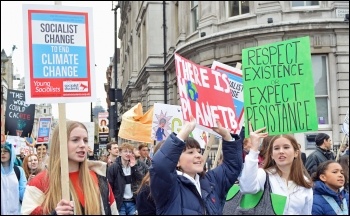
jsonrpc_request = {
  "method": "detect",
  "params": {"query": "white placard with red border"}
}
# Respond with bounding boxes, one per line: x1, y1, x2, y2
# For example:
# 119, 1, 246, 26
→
23, 4, 96, 104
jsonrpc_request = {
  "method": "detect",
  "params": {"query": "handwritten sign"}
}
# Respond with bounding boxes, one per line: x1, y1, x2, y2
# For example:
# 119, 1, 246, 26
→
5, 89, 35, 137
242, 36, 318, 136
175, 53, 237, 132
23, 4, 96, 104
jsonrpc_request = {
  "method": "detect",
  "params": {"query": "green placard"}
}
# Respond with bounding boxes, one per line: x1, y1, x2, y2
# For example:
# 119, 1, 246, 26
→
242, 36, 318, 136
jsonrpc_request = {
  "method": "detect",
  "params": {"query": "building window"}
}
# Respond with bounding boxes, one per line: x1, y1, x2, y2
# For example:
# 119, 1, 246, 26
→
291, 1, 319, 7
191, 1, 198, 31
44, 108, 46, 114
228, 1, 250, 17
312, 55, 329, 126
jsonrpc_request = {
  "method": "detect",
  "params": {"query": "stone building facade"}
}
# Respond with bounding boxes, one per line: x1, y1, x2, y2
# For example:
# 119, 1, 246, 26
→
113, 1, 349, 155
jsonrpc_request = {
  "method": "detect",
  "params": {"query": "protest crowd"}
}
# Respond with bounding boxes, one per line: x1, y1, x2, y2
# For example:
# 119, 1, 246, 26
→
1, 116, 349, 215
1, 35, 349, 216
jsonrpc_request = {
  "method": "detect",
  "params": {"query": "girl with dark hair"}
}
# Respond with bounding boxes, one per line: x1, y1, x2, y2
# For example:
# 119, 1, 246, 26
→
149, 116, 245, 214
312, 160, 349, 215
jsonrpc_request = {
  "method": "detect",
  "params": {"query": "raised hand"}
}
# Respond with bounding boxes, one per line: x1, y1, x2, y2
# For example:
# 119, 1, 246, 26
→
177, 115, 196, 141
129, 154, 136, 167
248, 121, 268, 151
211, 120, 232, 141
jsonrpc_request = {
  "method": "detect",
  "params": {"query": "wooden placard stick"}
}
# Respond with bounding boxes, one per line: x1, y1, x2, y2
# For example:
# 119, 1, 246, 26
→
58, 103, 69, 200
336, 135, 348, 161
212, 139, 222, 169
202, 134, 216, 165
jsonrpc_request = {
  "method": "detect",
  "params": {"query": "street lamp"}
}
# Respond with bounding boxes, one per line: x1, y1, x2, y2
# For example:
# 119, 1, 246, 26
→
112, 1, 120, 140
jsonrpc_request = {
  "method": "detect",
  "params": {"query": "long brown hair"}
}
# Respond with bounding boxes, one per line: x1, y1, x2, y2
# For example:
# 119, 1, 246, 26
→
42, 121, 101, 214
263, 134, 312, 189
259, 135, 274, 160
22, 154, 41, 179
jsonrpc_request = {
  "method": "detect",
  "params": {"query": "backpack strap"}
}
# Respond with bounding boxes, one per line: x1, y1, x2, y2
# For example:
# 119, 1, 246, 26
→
14, 165, 20, 181
322, 195, 348, 215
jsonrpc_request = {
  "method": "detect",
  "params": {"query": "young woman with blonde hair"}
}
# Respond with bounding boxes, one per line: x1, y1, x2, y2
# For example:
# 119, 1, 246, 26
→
21, 121, 118, 215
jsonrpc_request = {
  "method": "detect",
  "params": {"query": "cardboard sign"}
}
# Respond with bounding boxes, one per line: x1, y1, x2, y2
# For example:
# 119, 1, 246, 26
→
5, 89, 35, 138
242, 36, 318, 136
175, 53, 237, 132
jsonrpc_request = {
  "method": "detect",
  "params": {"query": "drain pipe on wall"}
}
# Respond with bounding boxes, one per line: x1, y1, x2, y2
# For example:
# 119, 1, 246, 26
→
163, 1, 167, 104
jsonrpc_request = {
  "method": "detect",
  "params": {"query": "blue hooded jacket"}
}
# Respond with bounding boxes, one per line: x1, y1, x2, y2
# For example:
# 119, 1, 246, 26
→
1, 142, 27, 215
312, 180, 349, 215
150, 133, 243, 215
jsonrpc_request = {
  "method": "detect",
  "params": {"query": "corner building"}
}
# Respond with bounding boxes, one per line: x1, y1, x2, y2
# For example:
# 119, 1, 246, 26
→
115, 1, 349, 155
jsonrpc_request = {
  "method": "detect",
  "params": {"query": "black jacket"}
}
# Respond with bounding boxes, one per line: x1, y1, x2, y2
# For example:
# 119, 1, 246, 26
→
107, 156, 148, 210
136, 184, 156, 215
305, 147, 334, 176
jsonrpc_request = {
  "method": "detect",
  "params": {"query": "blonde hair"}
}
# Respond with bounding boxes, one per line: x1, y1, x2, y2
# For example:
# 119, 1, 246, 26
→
42, 121, 101, 214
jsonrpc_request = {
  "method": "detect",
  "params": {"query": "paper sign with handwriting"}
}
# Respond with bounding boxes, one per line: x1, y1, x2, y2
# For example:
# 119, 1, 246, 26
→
242, 36, 318, 136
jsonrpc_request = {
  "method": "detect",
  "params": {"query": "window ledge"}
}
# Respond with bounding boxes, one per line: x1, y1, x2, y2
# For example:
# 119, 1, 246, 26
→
227, 13, 257, 22
284, 7, 330, 13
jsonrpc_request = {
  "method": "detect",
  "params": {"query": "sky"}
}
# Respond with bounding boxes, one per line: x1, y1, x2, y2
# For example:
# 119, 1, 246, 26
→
1, 1, 120, 122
